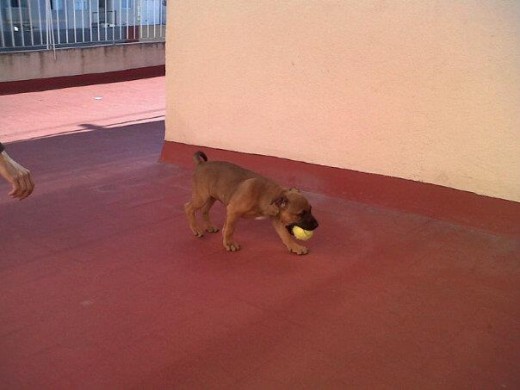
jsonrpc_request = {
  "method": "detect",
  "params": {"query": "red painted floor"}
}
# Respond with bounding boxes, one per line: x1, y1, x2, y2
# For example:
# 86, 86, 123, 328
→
1, 78, 519, 389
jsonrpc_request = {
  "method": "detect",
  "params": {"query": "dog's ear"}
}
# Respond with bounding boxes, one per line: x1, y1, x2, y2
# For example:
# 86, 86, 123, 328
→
272, 195, 288, 209
288, 188, 301, 193
265, 195, 288, 216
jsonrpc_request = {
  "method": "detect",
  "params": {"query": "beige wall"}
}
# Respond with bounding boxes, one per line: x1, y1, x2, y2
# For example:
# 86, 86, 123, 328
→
165, 1, 520, 202
1, 42, 165, 82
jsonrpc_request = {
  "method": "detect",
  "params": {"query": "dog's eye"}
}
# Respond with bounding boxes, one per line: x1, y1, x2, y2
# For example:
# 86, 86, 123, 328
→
298, 207, 312, 217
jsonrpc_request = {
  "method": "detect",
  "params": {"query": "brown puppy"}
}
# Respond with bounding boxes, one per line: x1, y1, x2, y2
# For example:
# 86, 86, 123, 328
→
185, 151, 319, 255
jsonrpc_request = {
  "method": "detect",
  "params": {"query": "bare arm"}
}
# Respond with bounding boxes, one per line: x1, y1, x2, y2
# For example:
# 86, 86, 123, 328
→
0, 143, 35, 200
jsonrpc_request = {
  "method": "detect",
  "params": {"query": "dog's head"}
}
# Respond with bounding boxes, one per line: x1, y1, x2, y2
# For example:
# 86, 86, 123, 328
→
271, 189, 319, 235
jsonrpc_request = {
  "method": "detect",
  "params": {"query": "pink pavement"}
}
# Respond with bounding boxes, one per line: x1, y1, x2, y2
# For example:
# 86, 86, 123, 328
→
0, 77, 519, 389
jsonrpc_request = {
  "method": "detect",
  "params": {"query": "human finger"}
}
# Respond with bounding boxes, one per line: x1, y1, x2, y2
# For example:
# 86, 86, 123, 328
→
9, 175, 24, 199
18, 171, 34, 200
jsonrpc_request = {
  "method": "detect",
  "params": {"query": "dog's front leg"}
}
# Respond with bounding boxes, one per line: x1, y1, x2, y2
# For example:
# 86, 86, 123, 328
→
222, 208, 241, 252
272, 220, 309, 255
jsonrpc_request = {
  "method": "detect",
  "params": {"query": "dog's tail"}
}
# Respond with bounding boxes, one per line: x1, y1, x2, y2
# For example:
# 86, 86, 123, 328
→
193, 151, 208, 165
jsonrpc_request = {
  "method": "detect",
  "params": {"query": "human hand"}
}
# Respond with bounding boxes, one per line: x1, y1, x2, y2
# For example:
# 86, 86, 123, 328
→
0, 151, 35, 200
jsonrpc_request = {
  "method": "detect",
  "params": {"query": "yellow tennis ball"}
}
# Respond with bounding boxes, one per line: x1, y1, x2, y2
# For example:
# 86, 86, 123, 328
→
292, 226, 314, 241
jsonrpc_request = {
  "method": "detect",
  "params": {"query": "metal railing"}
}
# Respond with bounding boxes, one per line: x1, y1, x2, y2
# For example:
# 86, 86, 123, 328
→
0, 0, 166, 52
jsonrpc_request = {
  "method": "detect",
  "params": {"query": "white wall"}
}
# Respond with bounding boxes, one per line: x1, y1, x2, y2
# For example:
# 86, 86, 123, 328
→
165, 1, 520, 202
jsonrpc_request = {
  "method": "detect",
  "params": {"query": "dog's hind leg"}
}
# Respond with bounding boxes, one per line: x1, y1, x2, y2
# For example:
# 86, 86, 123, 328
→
184, 195, 209, 238
201, 197, 219, 233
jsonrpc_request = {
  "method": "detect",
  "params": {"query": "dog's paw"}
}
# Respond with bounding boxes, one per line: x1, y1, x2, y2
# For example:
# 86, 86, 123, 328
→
224, 241, 241, 252
289, 244, 309, 255
191, 227, 205, 238
205, 226, 220, 233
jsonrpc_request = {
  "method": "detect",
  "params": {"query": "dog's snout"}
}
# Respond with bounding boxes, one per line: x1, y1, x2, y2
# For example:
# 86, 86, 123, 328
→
299, 215, 318, 231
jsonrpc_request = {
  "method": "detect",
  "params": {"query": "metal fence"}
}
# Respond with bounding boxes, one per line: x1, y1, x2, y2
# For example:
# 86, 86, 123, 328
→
0, 0, 166, 52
